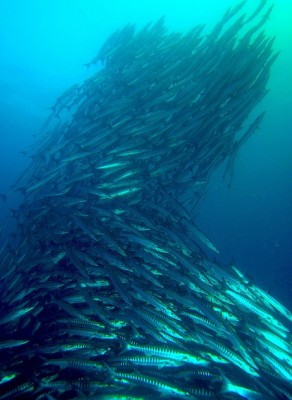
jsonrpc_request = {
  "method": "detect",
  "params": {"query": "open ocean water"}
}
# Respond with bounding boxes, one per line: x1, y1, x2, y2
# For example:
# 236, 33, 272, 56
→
1, 0, 291, 307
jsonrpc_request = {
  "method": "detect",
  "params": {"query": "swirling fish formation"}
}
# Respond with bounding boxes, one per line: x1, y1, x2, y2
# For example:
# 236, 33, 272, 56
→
1, 1, 291, 399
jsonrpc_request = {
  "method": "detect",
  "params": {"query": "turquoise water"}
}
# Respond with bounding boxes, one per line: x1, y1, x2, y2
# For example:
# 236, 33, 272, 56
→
0, 0, 291, 308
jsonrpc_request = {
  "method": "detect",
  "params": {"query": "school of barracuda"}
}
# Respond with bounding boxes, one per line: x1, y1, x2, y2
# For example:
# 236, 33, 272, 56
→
0, 0, 291, 399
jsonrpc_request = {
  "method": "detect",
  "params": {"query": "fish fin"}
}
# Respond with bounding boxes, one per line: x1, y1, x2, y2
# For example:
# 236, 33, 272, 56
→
103, 362, 116, 382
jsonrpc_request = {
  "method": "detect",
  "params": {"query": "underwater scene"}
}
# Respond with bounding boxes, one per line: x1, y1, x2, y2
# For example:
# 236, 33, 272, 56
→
0, 0, 292, 398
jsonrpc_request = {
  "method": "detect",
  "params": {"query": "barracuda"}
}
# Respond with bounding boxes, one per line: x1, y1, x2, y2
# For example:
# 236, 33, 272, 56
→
262, 353, 292, 381
96, 162, 127, 170
111, 355, 183, 368
100, 187, 141, 199
131, 283, 180, 320
0, 340, 29, 350
256, 329, 291, 353
257, 337, 292, 366
0, 373, 17, 385
0, 382, 34, 399
125, 342, 209, 366
252, 286, 292, 322
203, 336, 259, 377
113, 371, 192, 398
0, 306, 35, 326
225, 289, 276, 321
45, 358, 105, 372
221, 376, 264, 399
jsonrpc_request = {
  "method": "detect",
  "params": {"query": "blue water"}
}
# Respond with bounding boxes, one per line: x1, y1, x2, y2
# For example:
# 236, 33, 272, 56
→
1, 0, 291, 309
